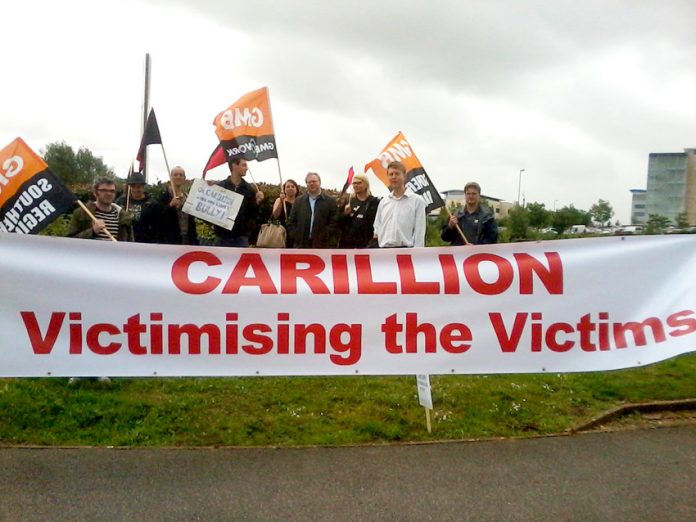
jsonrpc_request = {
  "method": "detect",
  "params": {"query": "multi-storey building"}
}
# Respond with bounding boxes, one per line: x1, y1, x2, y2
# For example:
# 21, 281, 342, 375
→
643, 148, 696, 225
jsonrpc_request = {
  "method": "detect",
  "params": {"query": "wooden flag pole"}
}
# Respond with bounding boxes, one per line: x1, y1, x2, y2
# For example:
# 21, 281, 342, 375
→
125, 160, 134, 211
445, 206, 471, 245
425, 407, 432, 433
76, 200, 117, 242
160, 144, 178, 199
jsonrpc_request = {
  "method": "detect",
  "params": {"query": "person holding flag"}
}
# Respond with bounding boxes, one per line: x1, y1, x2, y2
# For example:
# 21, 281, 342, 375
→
441, 181, 498, 245
115, 171, 160, 243
67, 177, 133, 241
159, 166, 199, 245
339, 173, 380, 249
372, 161, 426, 248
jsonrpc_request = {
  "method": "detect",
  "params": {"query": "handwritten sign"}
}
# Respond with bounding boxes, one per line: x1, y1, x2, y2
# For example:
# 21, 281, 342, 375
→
183, 179, 244, 230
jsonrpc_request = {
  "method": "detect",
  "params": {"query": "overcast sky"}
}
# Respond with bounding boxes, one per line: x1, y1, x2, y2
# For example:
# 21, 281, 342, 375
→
4, 0, 696, 223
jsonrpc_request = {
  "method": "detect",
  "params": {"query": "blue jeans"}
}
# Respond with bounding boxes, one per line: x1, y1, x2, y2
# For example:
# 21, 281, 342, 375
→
216, 236, 250, 247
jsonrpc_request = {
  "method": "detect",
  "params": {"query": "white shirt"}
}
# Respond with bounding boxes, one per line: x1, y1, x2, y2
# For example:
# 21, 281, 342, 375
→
373, 189, 426, 247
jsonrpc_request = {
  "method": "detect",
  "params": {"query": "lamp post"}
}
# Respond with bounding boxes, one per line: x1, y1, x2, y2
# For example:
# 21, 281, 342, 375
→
517, 169, 525, 206
554, 199, 558, 212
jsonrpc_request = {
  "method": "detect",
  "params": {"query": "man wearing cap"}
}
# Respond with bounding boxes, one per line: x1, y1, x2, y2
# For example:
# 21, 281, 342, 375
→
67, 177, 133, 241
116, 171, 161, 243
441, 181, 498, 245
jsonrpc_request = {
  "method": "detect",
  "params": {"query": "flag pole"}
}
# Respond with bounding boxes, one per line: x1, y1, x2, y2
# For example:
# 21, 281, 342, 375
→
125, 160, 134, 212
159, 143, 178, 198
265, 86, 284, 189
76, 200, 117, 242
142, 53, 151, 181
445, 206, 470, 245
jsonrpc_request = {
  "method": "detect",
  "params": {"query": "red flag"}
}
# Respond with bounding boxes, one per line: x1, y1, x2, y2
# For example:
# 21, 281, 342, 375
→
341, 166, 355, 194
136, 108, 163, 171
202, 143, 226, 178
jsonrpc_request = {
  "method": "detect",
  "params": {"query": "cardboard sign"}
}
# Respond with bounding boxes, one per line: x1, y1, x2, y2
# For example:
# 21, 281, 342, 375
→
183, 178, 244, 230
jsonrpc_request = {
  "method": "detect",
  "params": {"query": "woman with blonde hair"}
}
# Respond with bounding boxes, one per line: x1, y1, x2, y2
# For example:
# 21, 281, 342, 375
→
339, 173, 380, 248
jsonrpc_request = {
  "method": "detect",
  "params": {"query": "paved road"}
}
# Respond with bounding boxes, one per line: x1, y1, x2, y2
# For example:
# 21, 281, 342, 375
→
1, 425, 694, 521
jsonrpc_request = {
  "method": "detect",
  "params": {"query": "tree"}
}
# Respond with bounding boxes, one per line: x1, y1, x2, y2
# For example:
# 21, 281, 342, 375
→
552, 205, 590, 234
645, 214, 671, 235
589, 199, 614, 228
507, 206, 530, 241
41, 141, 115, 188
675, 212, 690, 228
526, 202, 551, 229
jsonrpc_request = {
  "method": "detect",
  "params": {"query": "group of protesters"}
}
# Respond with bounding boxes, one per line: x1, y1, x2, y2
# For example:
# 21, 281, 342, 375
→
67, 157, 498, 248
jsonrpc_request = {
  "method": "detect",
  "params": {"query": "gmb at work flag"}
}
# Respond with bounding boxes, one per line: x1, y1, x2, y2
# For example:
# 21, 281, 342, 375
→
365, 131, 444, 214
212, 86, 279, 163
0, 138, 75, 235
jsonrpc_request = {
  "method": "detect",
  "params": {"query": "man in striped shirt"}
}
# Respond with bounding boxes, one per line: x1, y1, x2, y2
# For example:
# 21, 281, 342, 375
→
67, 177, 134, 241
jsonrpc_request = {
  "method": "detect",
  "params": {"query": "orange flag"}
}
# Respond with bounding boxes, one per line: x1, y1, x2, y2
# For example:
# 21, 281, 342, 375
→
365, 131, 444, 213
213, 87, 278, 163
0, 138, 75, 234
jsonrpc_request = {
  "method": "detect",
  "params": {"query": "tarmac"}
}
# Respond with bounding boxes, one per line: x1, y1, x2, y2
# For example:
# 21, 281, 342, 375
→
0, 425, 694, 521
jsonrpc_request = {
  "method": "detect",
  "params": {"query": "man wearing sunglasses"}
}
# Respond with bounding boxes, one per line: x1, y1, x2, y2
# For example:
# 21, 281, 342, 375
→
67, 177, 134, 241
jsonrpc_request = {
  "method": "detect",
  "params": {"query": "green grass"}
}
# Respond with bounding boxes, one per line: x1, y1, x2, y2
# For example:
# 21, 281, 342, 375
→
0, 354, 694, 447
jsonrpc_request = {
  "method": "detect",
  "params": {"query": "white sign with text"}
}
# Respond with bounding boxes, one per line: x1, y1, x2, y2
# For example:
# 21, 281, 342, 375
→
183, 179, 244, 230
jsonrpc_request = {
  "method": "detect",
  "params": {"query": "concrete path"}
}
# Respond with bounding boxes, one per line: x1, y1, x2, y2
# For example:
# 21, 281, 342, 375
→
1, 425, 694, 521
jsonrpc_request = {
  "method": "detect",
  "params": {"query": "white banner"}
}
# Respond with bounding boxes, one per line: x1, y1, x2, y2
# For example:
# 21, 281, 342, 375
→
1, 233, 695, 377
182, 179, 244, 230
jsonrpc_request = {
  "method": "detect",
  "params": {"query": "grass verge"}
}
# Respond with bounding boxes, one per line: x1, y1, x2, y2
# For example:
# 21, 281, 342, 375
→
0, 354, 694, 447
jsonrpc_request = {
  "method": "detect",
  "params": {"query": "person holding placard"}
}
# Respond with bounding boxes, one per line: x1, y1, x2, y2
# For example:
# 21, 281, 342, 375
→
214, 158, 264, 247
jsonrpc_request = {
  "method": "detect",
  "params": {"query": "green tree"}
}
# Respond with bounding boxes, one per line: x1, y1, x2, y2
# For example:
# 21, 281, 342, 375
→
675, 212, 690, 228
508, 206, 530, 241
645, 214, 671, 235
526, 202, 551, 229
41, 141, 115, 188
589, 199, 614, 228
552, 205, 590, 234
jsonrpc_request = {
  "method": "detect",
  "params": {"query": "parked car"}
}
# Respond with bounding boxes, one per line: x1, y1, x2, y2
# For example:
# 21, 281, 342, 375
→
615, 225, 643, 235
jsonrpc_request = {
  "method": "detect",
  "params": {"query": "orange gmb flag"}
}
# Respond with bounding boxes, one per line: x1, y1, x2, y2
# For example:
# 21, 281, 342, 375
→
0, 137, 75, 234
365, 131, 444, 213
212, 86, 278, 162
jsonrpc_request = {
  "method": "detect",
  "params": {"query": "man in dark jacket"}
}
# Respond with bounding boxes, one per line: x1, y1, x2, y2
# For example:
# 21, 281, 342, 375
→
68, 177, 133, 242
441, 181, 498, 245
115, 172, 160, 243
213, 158, 264, 247
159, 166, 198, 245
287, 172, 339, 248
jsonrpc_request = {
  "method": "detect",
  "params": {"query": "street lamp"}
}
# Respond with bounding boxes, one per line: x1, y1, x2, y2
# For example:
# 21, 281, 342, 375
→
517, 169, 525, 206
554, 200, 558, 212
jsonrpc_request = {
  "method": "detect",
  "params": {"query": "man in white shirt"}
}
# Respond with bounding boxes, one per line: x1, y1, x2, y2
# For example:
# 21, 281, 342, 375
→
373, 161, 426, 248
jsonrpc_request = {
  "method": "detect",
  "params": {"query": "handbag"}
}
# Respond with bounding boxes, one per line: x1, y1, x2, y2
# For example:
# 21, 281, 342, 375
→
256, 221, 286, 248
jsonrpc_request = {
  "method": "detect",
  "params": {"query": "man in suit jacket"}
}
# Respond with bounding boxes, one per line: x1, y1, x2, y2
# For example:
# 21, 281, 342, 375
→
287, 172, 339, 248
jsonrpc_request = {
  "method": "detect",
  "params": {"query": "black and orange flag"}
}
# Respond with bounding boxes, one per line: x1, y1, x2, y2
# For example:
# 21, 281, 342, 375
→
212, 87, 278, 163
364, 131, 444, 213
136, 108, 163, 172
0, 138, 75, 234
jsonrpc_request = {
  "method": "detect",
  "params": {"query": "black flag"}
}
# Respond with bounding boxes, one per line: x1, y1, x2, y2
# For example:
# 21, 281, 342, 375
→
136, 108, 162, 172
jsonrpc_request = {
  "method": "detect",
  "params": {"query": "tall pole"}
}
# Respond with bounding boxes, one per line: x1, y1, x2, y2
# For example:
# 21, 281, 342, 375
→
142, 53, 151, 180
517, 168, 525, 206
